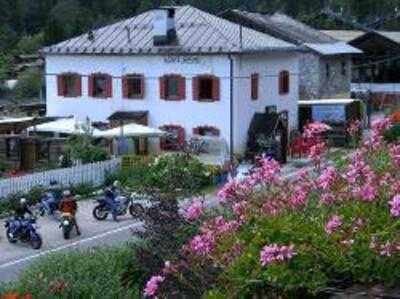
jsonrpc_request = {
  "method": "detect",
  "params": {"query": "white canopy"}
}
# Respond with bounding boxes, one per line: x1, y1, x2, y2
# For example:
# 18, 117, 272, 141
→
93, 123, 165, 138
28, 118, 101, 135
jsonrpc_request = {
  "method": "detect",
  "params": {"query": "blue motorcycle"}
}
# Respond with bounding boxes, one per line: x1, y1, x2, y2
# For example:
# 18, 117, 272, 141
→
39, 191, 62, 216
5, 217, 43, 249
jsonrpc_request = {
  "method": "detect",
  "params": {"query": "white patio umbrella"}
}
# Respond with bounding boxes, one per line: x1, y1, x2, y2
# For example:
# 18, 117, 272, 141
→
93, 123, 165, 138
28, 118, 101, 135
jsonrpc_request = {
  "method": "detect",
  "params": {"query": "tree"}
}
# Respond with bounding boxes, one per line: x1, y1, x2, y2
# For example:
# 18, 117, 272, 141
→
12, 68, 42, 101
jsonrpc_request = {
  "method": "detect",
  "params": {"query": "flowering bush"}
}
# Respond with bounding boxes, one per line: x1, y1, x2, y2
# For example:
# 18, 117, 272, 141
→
143, 118, 400, 298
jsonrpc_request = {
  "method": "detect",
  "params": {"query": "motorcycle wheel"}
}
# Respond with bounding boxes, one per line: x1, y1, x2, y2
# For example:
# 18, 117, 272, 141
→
6, 228, 17, 243
129, 203, 145, 218
93, 206, 108, 220
63, 227, 71, 240
30, 233, 42, 250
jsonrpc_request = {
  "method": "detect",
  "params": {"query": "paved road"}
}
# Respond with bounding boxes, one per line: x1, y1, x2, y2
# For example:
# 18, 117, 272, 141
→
0, 161, 312, 284
0, 200, 143, 283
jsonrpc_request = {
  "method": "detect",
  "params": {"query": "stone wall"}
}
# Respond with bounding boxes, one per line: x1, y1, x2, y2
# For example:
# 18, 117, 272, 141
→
299, 53, 352, 100
319, 55, 352, 99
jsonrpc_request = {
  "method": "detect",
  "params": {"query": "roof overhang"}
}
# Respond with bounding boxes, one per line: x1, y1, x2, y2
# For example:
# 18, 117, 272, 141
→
304, 42, 362, 55
299, 99, 360, 105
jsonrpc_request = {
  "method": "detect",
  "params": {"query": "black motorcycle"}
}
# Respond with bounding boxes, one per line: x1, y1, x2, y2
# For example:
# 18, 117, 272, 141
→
59, 213, 74, 239
5, 217, 42, 250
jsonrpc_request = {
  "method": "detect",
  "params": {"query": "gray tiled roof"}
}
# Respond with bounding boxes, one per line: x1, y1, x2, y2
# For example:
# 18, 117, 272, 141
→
42, 6, 298, 55
221, 10, 361, 55
222, 10, 337, 45
320, 30, 366, 43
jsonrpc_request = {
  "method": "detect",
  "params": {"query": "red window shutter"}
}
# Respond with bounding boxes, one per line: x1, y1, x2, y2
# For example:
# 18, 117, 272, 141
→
75, 74, 82, 97
57, 75, 64, 96
140, 75, 145, 98
88, 75, 94, 97
178, 76, 186, 100
122, 76, 129, 98
212, 76, 220, 101
192, 76, 199, 101
251, 73, 259, 100
159, 76, 166, 99
159, 127, 167, 150
279, 71, 289, 95
106, 75, 112, 98
177, 127, 185, 145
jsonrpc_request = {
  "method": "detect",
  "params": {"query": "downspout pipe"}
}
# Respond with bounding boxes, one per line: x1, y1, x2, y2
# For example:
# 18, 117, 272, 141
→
228, 54, 234, 164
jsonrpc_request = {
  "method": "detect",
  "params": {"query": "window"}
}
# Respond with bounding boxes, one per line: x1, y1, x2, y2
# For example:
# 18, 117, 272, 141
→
160, 75, 185, 100
57, 73, 81, 97
192, 75, 220, 101
326, 63, 331, 79
122, 74, 144, 99
159, 125, 185, 150
341, 61, 347, 76
89, 74, 112, 98
251, 73, 259, 100
193, 126, 220, 136
279, 70, 289, 95
6, 137, 20, 160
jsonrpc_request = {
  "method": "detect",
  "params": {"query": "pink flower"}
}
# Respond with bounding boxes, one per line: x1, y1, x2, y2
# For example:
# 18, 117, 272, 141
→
303, 122, 331, 138
309, 142, 326, 166
184, 199, 204, 221
189, 232, 215, 256
317, 166, 338, 190
325, 215, 342, 234
389, 195, 400, 217
359, 185, 377, 202
289, 186, 308, 208
144, 275, 164, 297
260, 244, 296, 266
320, 193, 336, 206
347, 119, 361, 135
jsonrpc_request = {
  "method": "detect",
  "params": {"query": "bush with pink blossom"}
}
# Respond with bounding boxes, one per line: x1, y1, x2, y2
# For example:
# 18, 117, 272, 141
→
143, 118, 400, 298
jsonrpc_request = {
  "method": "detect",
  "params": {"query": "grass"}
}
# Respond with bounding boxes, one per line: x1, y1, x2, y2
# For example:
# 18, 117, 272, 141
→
0, 244, 139, 299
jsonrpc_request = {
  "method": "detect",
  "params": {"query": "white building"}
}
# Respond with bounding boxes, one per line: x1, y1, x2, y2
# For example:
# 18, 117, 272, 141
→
43, 5, 301, 156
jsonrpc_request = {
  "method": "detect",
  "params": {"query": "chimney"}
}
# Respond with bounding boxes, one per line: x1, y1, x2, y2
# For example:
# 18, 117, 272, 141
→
153, 8, 176, 46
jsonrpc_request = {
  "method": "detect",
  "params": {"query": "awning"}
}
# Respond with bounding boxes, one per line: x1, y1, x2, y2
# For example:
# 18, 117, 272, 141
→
0, 116, 60, 133
28, 118, 101, 135
299, 99, 360, 105
304, 42, 362, 55
93, 123, 165, 138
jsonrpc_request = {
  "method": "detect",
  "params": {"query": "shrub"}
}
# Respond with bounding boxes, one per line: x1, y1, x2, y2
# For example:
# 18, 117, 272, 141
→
144, 118, 400, 298
69, 182, 96, 198
384, 123, 400, 143
12, 68, 42, 100
0, 245, 138, 299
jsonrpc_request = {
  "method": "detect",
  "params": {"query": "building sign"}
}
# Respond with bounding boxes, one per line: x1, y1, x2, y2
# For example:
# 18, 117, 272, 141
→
312, 105, 346, 123
164, 55, 201, 64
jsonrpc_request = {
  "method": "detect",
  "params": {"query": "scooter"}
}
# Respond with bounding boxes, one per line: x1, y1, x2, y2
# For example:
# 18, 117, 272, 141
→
5, 217, 42, 250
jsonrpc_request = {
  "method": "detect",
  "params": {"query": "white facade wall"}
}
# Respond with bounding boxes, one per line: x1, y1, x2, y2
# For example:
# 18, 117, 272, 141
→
46, 52, 299, 155
232, 53, 299, 153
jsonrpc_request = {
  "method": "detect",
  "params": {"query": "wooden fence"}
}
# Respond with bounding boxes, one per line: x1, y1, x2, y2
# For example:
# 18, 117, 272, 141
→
0, 158, 121, 199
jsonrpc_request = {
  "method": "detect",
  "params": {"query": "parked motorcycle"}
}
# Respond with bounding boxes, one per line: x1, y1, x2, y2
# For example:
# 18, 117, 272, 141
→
92, 191, 146, 221
39, 191, 62, 217
5, 217, 42, 249
59, 213, 74, 239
